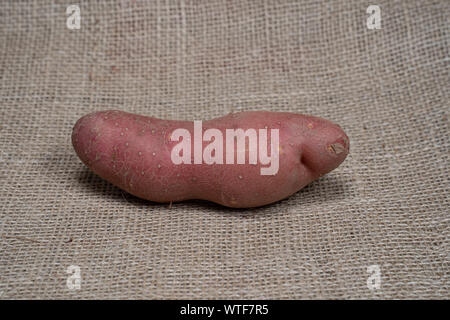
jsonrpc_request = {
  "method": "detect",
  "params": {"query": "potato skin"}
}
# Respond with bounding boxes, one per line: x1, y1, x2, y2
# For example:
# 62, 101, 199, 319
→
72, 110, 349, 208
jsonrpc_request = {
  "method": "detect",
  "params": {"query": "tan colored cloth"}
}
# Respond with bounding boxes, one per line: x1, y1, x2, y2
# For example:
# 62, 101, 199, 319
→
0, 0, 448, 299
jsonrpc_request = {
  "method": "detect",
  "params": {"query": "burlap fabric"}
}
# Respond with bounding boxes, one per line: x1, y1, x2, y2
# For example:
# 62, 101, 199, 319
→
0, 0, 448, 299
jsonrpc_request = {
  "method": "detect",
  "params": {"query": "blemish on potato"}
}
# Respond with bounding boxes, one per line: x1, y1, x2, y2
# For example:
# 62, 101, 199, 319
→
307, 123, 314, 129
328, 143, 345, 155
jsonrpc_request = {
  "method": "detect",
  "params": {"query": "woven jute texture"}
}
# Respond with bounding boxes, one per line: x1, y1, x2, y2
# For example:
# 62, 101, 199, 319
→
0, 0, 448, 299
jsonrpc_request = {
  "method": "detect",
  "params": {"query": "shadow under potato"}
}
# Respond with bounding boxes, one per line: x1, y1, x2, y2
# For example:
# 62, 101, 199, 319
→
75, 166, 350, 215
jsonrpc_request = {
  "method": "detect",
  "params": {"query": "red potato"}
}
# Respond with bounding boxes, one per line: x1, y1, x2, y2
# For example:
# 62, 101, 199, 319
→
72, 110, 349, 208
